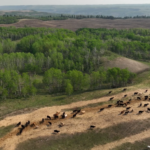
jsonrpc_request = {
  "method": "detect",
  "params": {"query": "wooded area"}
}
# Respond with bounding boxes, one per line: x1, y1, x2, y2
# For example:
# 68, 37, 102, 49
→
3, 27, 150, 99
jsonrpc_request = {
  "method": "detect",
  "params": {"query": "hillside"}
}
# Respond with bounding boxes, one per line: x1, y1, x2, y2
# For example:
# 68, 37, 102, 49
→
1, 18, 150, 31
1, 5, 150, 17
104, 57, 150, 73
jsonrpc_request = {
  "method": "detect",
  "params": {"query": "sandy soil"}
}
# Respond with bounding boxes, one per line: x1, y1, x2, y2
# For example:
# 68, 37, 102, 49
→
104, 57, 150, 73
1, 18, 150, 31
0, 88, 150, 150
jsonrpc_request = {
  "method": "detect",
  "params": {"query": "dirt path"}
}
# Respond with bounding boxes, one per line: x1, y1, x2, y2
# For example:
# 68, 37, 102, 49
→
92, 129, 150, 150
0, 88, 149, 150
0, 88, 144, 127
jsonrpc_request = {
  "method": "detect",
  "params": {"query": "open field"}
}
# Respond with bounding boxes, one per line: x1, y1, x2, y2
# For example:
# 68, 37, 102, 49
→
1, 18, 150, 31
0, 86, 150, 150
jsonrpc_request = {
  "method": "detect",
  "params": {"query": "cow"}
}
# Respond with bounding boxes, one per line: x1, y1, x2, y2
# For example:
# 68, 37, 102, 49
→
109, 97, 114, 101
99, 108, 105, 112
61, 112, 67, 119
40, 118, 44, 124
54, 130, 60, 133
90, 125, 96, 129
137, 97, 141, 100
108, 91, 112, 94
119, 110, 125, 115
123, 88, 127, 92
15, 122, 21, 127
144, 96, 149, 100
138, 103, 142, 107
145, 90, 148, 93
144, 103, 149, 107
134, 92, 138, 95
108, 105, 112, 108
138, 111, 144, 114
124, 94, 127, 98
48, 122, 52, 125
124, 111, 129, 115
47, 115, 51, 120
126, 107, 131, 110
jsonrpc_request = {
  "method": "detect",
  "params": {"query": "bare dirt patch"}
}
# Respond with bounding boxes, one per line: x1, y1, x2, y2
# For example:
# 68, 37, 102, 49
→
104, 57, 150, 73
1, 18, 150, 31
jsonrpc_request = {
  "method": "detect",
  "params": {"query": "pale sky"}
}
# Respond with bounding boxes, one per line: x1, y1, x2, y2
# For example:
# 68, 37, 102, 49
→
1, 0, 150, 5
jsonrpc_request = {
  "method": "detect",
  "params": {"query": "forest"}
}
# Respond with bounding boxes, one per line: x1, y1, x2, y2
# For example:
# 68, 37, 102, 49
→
2, 27, 150, 99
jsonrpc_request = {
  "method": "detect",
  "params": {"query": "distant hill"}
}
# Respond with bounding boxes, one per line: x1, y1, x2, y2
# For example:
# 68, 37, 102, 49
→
0, 5, 150, 17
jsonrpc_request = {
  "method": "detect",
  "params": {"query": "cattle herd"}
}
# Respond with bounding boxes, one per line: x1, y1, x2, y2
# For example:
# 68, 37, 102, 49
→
15, 88, 150, 136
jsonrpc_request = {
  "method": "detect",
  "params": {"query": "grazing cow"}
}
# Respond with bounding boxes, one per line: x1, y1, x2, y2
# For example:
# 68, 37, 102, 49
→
19, 128, 24, 135
137, 97, 141, 100
72, 113, 77, 118
40, 118, 45, 124
123, 88, 127, 92
72, 109, 78, 113
25, 122, 29, 127
124, 94, 127, 98
129, 99, 132, 102
138, 111, 144, 114
120, 110, 125, 115
15, 122, 21, 127
54, 130, 60, 133
134, 92, 138, 95
126, 101, 130, 105
61, 112, 67, 119
108, 91, 112, 94
27, 120, 30, 125
126, 107, 131, 110
109, 97, 114, 101
130, 109, 133, 113
48, 122, 52, 125
21, 125, 25, 129
145, 90, 148, 93
47, 115, 51, 120
90, 125, 96, 129
124, 111, 129, 115
100, 108, 105, 112
108, 105, 112, 108
77, 109, 81, 114
138, 103, 142, 107
59, 122, 64, 127
144, 96, 149, 100
144, 103, 149, 107
54, 112, 60, 119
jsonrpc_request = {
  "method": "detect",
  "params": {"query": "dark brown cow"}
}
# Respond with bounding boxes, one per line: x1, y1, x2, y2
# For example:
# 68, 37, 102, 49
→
109, 97, 114, 101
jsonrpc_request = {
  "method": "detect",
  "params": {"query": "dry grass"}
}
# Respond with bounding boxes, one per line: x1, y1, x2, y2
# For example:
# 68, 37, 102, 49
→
1, 18, 150, 31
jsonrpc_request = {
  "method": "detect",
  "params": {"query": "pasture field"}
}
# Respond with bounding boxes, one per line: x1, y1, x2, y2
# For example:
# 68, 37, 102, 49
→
1, 18, 150, 31
0, 70, 150, 150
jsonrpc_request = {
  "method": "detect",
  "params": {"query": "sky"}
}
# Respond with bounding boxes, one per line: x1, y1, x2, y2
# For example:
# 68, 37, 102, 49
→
1, 0, 150, 5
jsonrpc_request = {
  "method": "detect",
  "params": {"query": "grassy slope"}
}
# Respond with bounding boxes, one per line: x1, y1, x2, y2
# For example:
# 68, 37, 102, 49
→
111, 139, 150, 150
15, 118, 150, 150
0, 125, 14, 138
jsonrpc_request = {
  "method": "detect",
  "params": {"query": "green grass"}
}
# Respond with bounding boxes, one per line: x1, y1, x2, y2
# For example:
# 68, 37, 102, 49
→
0, 124, 14, 138
111, 139, 150, 150
15, 118, 150, 150
0, 87, 128, 119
